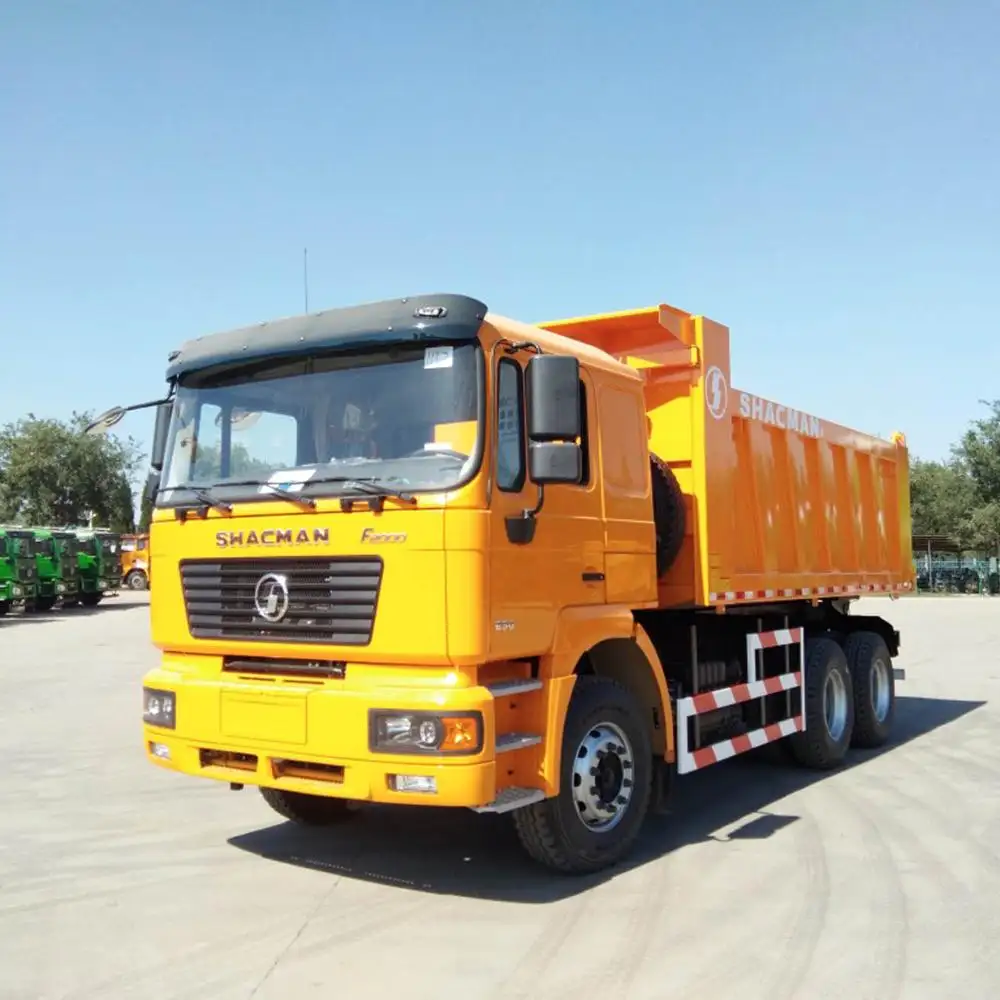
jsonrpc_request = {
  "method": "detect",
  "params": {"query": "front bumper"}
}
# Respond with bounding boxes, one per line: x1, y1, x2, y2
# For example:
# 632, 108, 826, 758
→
141, 660, 502, 808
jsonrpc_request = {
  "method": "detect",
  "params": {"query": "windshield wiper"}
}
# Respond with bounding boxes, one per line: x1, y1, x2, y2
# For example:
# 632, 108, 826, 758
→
171, 485, 233, 516
309, 476, 417, 510
210, 479, 316, 510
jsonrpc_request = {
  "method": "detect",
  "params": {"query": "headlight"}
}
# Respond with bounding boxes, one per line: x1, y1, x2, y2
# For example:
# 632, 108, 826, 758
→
143, 687, 176, 729
13, 586, 22, 597
369, 710, 482, 755
98, 580, 107, 591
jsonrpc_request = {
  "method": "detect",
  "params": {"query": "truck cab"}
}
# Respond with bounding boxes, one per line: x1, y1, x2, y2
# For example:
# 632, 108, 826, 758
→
73, 529, 123, 605
30, 529, 65, 611
0, 528, 38, 610
0, 530, 31, 613
121, 533, 151, 590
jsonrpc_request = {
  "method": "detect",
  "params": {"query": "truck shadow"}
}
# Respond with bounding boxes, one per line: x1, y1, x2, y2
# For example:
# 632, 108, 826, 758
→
227, 694, 985, 903
0, 599, 148, 625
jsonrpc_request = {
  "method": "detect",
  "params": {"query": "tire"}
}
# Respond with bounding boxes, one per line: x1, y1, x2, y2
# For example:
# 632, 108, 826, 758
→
80, 592, 102, 608
126, 570, 148, 591
650, 454, 686, 577
788, 636, 855, 769
843, 631, 895, 748
35, 596, 56, 612
259, 786, 359, 825
0, 601, 9, 616
511, 676, 653, 874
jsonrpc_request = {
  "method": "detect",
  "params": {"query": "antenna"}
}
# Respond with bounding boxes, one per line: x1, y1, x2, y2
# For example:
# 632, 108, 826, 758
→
303, 247, 309, 313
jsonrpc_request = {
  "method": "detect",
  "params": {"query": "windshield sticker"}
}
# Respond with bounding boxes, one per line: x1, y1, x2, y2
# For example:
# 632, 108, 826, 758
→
258, 468, 316, 495
424, 345, 454, 370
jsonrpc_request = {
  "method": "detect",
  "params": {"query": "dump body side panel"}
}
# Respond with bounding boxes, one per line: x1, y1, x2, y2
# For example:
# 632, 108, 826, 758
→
538, 304, 916, 608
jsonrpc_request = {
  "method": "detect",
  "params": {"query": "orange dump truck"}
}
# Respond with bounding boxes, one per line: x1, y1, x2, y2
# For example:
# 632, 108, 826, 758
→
121, 533, 150, 590
87, 293, 914, 874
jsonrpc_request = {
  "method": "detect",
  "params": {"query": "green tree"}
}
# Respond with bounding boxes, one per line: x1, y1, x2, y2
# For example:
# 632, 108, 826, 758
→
0, 411, 144, 531
951, 399, 1000, 554
908, 457, 976, 544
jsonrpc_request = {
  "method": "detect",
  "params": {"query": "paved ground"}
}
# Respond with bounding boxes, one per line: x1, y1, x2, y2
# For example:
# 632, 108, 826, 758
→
1, 593, 998, 1000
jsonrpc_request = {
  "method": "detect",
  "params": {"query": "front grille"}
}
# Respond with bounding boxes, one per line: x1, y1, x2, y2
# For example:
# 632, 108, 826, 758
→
180, 557, 383, 645
18, 559, 35, 581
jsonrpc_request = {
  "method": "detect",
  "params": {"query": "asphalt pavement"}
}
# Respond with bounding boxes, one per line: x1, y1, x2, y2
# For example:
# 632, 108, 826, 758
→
1, 592, 997, 999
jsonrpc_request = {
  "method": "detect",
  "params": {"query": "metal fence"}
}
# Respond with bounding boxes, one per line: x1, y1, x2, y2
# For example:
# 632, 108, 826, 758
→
912, 534, 999, 594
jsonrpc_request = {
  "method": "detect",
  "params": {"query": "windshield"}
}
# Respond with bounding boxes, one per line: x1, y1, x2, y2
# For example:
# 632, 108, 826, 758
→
10, 534, 33, 557
160, 342, 482, 501
37, 538, 54, 556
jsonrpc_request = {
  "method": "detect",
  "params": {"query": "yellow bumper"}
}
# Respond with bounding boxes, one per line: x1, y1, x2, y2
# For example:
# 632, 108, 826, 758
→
141, 658, 501, 808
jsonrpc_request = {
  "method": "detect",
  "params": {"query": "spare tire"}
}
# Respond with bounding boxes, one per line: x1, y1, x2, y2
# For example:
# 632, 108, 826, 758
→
650, 454, 686, 577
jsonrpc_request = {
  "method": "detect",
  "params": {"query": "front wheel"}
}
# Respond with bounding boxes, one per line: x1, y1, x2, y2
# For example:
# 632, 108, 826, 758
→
259, 787, 360, 825
126, 570, 148, 591
512, 676, 652, 874
80, 592, 102, 608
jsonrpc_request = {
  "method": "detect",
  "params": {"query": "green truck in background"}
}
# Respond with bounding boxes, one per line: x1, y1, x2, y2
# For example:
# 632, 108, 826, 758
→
28, 528, 83, 610
0, 528, 38, 614
72, 528, 123, 606
31, 529, 64, 611
51, 530, 82, 604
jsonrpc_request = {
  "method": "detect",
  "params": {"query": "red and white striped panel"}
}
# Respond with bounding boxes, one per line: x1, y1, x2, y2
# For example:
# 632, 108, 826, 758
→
746, 626, 804, 683
707, 580, 913, 603
675, 626, 806, 776
748, 626, 803, 653
685, 671, 802, 715
684, 716, 804, 772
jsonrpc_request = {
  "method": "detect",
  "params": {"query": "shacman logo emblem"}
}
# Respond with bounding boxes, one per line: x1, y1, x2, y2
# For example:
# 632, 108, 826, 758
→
705, 366, 728, 421
253, 573, 290, 623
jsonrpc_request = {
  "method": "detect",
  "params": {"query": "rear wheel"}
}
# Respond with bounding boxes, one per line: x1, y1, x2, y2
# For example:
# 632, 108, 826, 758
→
788, 636, 855, 769
259, 787, 360, 825
843, 631, 895, 748
512, 676, 652, 874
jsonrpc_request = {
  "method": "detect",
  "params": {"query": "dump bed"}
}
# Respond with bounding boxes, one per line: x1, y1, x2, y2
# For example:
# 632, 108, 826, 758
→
539, 303, 915, 609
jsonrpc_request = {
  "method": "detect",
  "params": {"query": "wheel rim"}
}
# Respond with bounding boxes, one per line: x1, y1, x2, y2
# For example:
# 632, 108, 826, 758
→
870, 657, 891, 722
823, 669, 849, 742
570, 721, 635, 833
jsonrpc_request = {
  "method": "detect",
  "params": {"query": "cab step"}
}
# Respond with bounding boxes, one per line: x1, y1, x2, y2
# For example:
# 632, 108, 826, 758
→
472, 786, 546, 814
486, 678, 543, 697
496, 732, 542, 753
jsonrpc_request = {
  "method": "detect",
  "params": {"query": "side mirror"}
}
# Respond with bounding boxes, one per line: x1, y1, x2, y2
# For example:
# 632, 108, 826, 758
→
84, 406, 127, 436
143, 468, 161, 508
526, 354, 581, 440
525, 354, 582, 485
150, 401, 172, 472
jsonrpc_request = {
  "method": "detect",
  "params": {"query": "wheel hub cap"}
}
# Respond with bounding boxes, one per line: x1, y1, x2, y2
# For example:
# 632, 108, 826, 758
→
570, 722, 635, 832
871, 657, 891, 722
823, 669, 849, 742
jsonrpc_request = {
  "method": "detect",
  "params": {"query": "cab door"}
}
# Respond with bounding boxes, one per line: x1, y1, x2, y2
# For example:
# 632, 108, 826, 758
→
488, 355, 605, 659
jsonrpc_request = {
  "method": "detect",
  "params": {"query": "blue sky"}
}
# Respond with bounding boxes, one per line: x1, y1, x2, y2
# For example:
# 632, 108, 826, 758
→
2, 1, 997, 481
